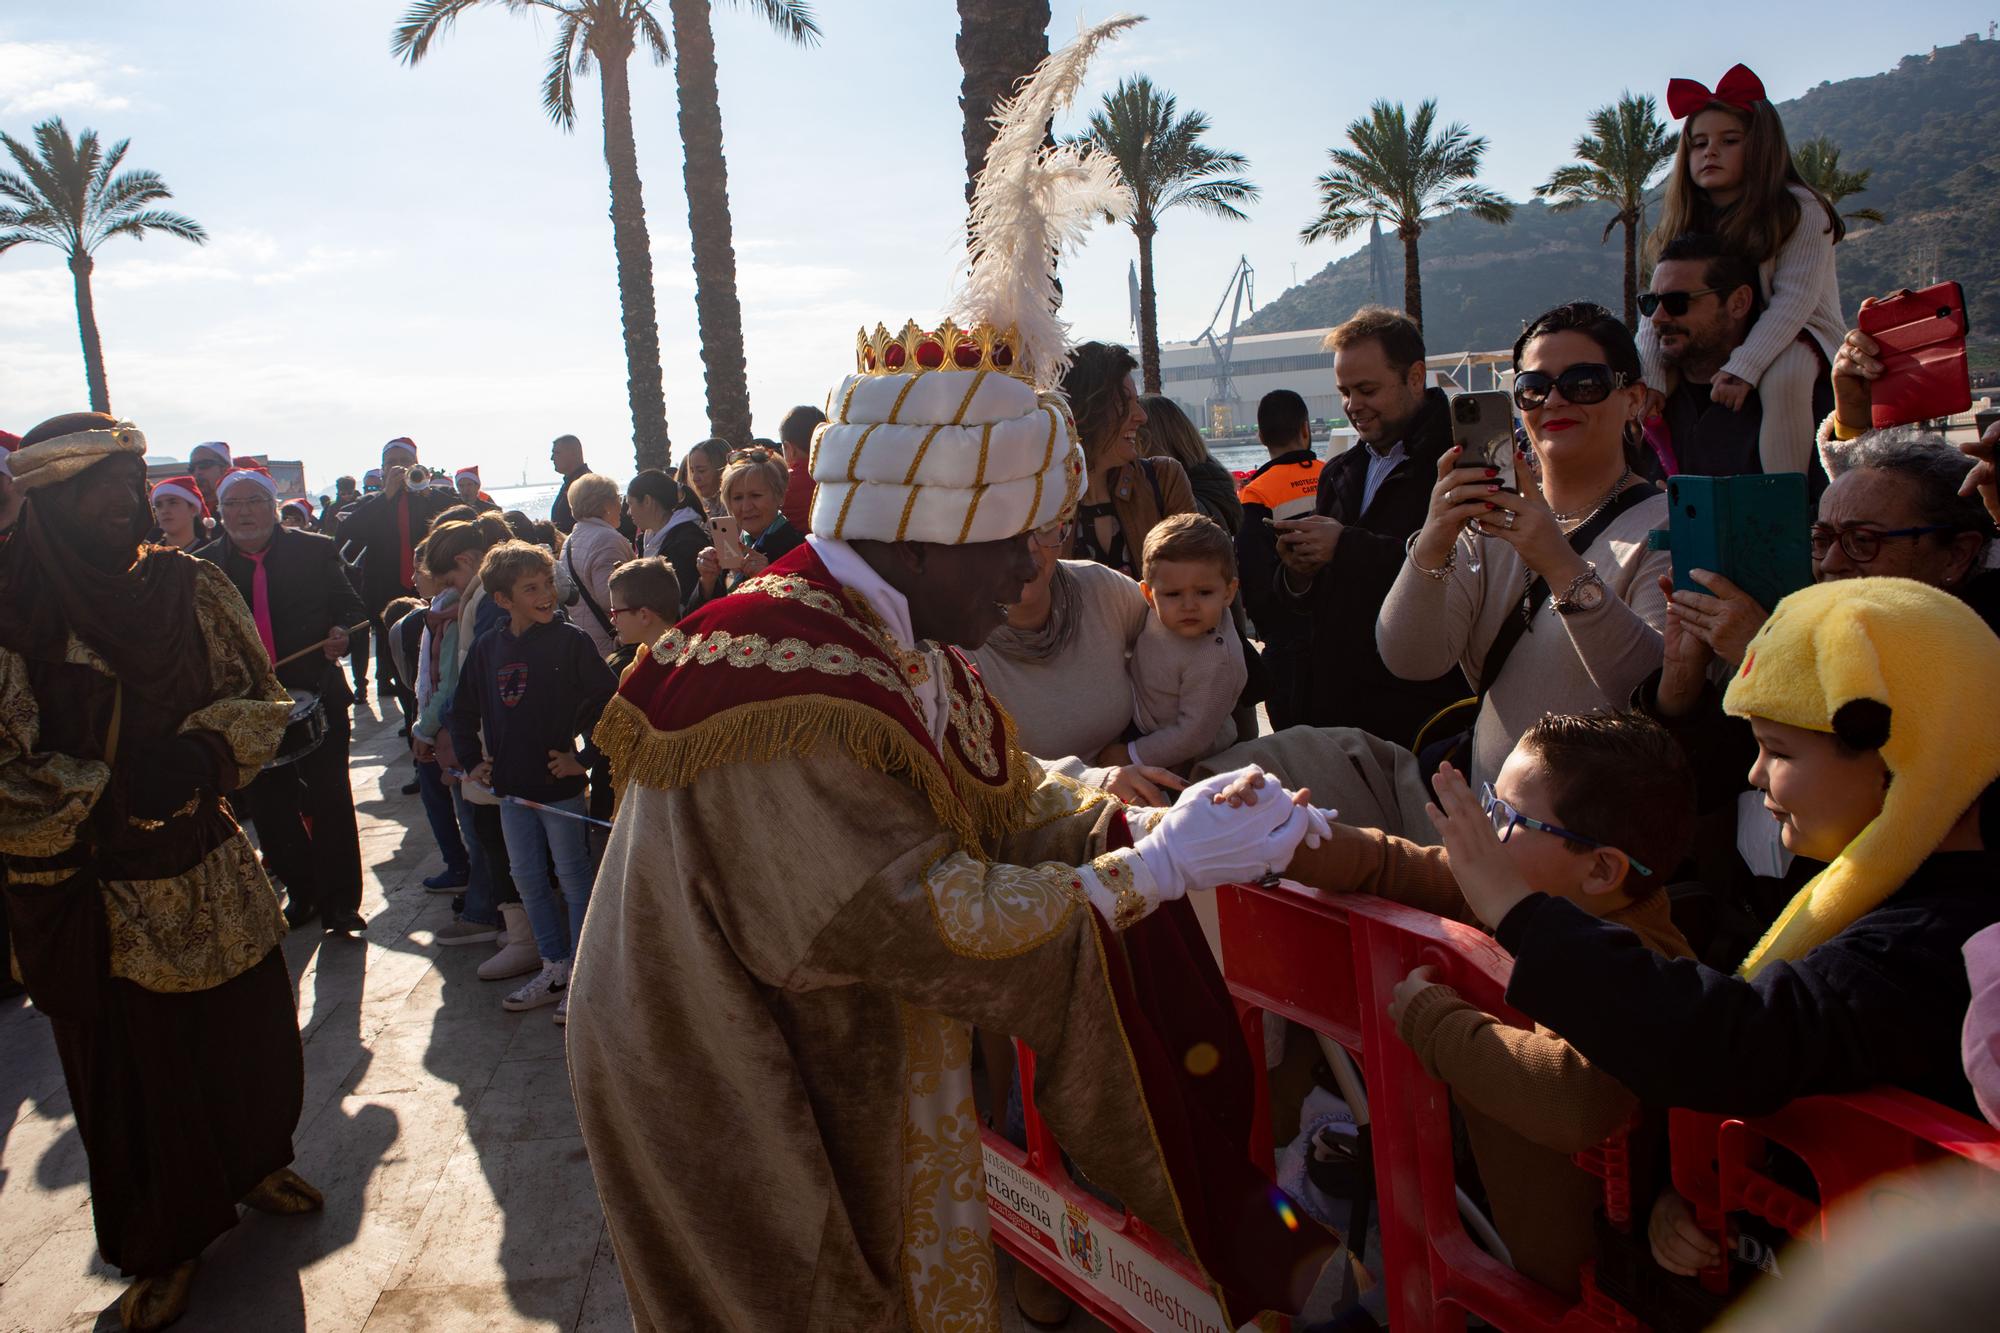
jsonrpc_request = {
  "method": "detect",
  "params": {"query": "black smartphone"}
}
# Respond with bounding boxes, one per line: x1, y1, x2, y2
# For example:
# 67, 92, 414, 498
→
1451, 390, 1517, 491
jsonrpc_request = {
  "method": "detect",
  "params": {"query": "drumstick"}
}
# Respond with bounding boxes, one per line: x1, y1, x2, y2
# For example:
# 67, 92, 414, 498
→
272, 621, 371, 669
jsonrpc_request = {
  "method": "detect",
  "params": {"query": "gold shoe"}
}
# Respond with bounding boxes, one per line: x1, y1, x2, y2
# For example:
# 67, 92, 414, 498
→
118, 1259, 197, 1331
241, 1166, 325, 1215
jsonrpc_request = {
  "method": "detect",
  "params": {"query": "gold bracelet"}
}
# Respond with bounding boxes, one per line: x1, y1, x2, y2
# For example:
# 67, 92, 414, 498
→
1091, 853, 1150, 931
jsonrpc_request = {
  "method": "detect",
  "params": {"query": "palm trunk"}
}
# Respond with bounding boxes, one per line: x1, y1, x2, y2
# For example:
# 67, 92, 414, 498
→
955, 0, 1051, 203
1136, 221, 1162, 394
70, 250, 110, 412
593, 39, 672, 471
1621, 213, 1639, 330
1400, 226, 1423, 333
669, 0, 752, 447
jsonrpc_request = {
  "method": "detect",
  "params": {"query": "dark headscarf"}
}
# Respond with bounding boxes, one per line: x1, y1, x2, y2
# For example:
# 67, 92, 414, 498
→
0, 456, 211, 711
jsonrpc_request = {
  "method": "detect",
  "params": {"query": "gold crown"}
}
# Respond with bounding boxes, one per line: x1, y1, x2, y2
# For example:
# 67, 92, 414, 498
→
855, 319, 1024, 378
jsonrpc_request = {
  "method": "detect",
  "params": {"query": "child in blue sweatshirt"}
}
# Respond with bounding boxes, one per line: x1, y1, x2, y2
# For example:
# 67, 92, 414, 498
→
449, 540, 619, 1021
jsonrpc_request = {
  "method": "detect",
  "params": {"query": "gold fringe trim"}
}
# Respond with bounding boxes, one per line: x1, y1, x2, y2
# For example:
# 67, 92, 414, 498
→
594, 690, 1033, 853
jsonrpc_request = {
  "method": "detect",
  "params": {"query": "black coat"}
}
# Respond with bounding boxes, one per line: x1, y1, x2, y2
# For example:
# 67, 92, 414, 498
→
333, 486, 457, 610
1288, 388, 1467, 746
198, 527, 370, 705
1660, 371, 1833, 505
1499, 852, 2000, 1118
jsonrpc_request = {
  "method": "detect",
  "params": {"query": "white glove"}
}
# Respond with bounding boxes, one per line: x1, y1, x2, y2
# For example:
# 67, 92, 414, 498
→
1133, 765, 1317, 898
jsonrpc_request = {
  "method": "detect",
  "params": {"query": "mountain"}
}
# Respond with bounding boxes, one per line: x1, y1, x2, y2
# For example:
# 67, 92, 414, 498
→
1240, 33, 2000, 369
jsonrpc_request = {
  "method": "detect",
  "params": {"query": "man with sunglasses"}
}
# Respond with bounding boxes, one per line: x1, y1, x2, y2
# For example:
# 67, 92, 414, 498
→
1645, 233, 1832, 491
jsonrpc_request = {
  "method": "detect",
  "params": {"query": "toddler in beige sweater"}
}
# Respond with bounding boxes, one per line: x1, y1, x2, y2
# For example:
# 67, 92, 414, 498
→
1110, 513, 1247, 772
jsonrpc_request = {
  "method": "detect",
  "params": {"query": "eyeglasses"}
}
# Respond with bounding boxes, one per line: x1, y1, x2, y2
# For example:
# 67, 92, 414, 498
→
1809, 522, 1955, 564
1032, 519, 1073, 548
1510, 363, 1631, 412
1480, 782, 1652, 877
607, 605, 645, 618
727, 447, 777, 464
1637, 287, 1723, 319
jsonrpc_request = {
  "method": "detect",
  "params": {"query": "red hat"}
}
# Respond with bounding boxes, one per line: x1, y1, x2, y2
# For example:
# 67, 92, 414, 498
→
383, 437, 418, 464
216, 463, 279, 503
150, 475, 210, 517
190, 440, 232, 468
282, 497, 316, 520
454, 465, 480, 486
0, 429, 18, 481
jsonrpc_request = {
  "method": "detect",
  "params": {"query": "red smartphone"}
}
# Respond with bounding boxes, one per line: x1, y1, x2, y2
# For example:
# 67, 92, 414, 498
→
1856, 282, 1971, 430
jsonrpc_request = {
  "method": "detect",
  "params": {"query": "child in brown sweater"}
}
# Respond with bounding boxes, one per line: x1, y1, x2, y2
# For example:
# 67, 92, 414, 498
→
1295, 710, 1696, 1298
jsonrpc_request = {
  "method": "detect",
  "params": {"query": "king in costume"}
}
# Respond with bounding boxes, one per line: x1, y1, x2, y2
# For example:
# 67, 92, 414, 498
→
568, 19, 1342, 1331
0, 414, 321, 1331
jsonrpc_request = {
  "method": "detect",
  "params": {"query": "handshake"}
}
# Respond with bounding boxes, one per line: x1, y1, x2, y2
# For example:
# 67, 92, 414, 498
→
1132, 765, 1333, 902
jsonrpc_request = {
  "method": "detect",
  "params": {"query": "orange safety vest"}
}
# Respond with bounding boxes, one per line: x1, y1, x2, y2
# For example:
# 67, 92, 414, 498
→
1237, 456, 1325, 521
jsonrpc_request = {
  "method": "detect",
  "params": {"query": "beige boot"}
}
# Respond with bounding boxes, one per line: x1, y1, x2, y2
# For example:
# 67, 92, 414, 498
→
479, 904, 540, 981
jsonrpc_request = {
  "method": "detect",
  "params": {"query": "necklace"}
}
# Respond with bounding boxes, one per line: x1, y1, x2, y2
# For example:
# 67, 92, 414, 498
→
1552, 468, 1633, 531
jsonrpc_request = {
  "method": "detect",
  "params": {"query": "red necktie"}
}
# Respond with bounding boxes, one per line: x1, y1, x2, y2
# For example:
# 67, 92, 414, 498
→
245, 547, 277, 662
397, 494, 414, 588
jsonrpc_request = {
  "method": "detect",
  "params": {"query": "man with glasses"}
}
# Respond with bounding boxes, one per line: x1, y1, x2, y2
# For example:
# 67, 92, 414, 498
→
1645, 233, 1832, 491
189, 439, 232, 512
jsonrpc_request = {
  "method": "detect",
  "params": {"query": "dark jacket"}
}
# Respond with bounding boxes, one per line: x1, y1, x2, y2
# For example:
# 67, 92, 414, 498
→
1287, 388, 1467, 746
448, 618, 618, 804
198, 527, 369, 705
334, 486, 457, 610
681, 515, 806, 615
1497, 851, 2000, 1118
1659, 372, 1833, 505
645, 510, 711, 618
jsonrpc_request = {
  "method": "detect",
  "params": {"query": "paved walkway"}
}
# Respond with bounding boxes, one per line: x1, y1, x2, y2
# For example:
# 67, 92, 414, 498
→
0, 699, 1094, 1332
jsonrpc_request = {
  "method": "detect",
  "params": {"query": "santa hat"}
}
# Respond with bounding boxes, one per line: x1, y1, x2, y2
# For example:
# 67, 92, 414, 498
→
383, 437, 418, 464
150, 475, 209, 516
283, 497, 316, 520
190, 440, 232, 468
363, 468, 384, 488
807, 19, 1141, 544
1724, 577, 2000, 977
0, 429, 19, 481
216, 464, 279, 503
454, 465, 480, 487
10, 420, 147, 493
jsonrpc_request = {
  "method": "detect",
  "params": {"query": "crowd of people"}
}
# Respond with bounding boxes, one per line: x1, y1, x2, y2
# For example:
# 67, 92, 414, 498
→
4, 50, 2000, 1333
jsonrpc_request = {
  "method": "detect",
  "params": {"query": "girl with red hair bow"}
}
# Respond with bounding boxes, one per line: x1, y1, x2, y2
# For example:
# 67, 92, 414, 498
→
1642, 63, 1848, 479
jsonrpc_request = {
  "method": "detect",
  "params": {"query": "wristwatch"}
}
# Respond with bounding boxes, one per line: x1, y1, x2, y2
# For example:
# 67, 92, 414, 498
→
1552, 562, 1606, 614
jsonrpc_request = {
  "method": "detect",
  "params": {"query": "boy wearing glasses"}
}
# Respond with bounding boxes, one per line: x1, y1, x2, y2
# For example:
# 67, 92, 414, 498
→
1302, 710, 1695, 1297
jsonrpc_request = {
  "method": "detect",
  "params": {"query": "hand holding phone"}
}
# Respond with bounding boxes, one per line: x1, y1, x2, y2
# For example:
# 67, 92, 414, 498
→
708, 515, 745, 571
1451, 391, 1517, 492
1855, 282, 1970, 430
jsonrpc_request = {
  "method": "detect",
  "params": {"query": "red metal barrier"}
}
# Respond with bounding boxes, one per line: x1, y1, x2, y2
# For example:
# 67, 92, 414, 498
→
983, 878, 2000, 1331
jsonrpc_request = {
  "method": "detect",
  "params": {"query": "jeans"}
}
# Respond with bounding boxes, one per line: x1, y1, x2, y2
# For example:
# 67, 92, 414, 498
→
449, 785, 500, 928
497, 795, 594, 963
417, 758, 469, 877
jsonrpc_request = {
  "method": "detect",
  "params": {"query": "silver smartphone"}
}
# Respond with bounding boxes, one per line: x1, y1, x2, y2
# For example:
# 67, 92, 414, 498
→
1450, 390, 1517, 492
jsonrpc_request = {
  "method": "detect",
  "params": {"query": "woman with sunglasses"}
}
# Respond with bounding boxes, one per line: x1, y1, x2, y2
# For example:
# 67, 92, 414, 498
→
1378, 302, 1669, 784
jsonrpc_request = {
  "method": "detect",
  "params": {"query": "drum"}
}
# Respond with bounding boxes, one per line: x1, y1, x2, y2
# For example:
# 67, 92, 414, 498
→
266, 688, 327, 769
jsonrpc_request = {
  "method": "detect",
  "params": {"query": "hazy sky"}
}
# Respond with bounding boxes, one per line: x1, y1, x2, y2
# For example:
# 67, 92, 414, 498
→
3, 0, 1988, 491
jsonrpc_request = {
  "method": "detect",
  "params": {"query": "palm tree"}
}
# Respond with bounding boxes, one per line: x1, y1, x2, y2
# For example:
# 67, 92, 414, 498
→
0, 118, 206, 412
1793, 135, 1886, 225
1536, 93, 1677, 329
1301, 100, 1512, 334
1072, 77, 1257, 393
394, 0, 674, 470
666, 0, 820, 448
955, 0, 1050, 202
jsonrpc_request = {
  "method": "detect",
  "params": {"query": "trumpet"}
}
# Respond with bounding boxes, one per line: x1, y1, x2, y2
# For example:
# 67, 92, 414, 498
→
405, 464, 432, 489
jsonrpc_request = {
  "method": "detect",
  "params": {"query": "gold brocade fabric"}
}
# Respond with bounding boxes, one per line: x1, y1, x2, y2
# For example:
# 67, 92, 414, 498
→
184, 561, 294, 780
567, 754, 1194, 1332
0, 647, 112, 860
98, 833, 285, 992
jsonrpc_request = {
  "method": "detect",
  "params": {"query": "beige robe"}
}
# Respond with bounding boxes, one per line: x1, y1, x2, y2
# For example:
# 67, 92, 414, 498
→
567, 758, 1208, 1332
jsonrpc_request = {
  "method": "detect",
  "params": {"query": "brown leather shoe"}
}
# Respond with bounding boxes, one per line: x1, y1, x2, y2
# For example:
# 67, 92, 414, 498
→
241, 1166, 325, 1215
118, 1259, 197, 1331
1012, 1262, 1074, 1328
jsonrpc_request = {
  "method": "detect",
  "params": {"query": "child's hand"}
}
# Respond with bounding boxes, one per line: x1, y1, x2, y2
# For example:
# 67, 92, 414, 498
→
1386, 965, 1439, 1029
1426, 762, 1534, 929
1648, 1190, 1723, 1277
1709, 371, 1752, 411
1092, 741, 1132, 768
547, 749, 586, 779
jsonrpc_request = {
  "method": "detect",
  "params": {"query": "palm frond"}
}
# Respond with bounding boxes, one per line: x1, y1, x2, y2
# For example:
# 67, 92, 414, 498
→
96, 208, 207, 247
392, 0, 489, 64
1158, 177, 1258, 220
729, 0, 821, 46
631, 2, 670, 63
541, 11, 586, 129
1844, 206, 1886, 225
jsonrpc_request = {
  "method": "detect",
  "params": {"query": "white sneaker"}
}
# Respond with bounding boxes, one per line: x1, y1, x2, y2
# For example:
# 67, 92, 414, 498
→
503, 959, 570, 1012
553, 993, 568, 1026
480, 905, 540, 981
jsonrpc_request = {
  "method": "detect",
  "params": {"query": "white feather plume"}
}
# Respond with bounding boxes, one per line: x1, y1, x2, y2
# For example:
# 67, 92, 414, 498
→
951, 13, 1142, 390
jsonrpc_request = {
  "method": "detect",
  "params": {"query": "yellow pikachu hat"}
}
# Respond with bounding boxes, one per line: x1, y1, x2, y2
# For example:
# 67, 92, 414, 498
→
1724, 576, 2000, 977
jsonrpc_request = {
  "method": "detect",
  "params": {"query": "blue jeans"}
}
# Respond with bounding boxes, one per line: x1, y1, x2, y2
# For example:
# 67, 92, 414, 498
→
449, 784, 499, 928
497, 795, 594, 963
417, 758, 469, 876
